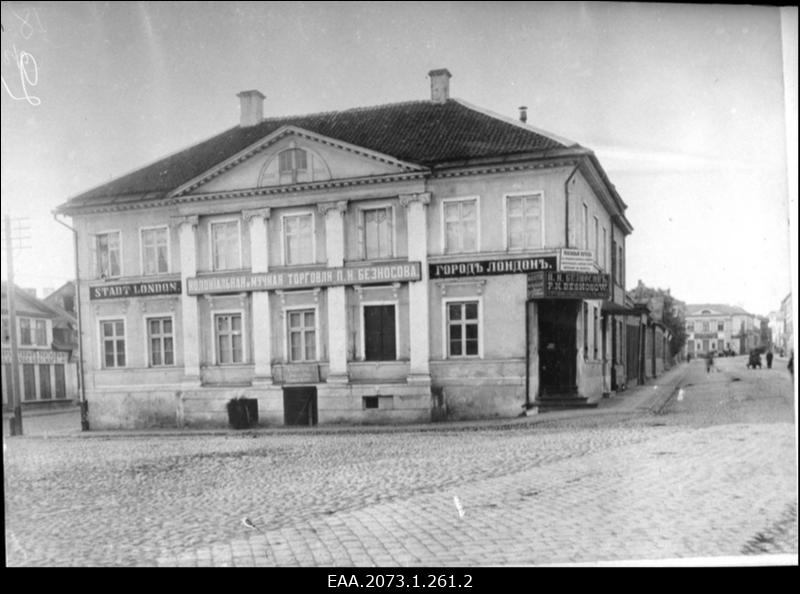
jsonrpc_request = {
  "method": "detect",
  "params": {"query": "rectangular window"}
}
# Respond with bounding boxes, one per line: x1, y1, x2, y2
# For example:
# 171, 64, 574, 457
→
703, 322, 709, 332
20, 318, 32, 345
582, 204, 589, 250
717, 322, 724, 331
602, 227, 607, 270
364, 305, 396, 361
39, 364, 52, 400
2, 317, 10, 343
283, 213, 314, 265
687, 322, 694, 332
215, 313, 244, 364
211, 221, 241, 271
3, 364, 11, 405
96, 231, 121, 278
593, 217, 599, 263
141, 227, 169, 275
593, 307, 599, 359
611, 239, 617, 283
23, 364, 36, 400
443, 199, 478, 253
362, 207, 393, 259
54, 364, 66, 399
506, 194, 542, 250
583, 303, 589, 359
147, 317, 175, 367
100, 319, 126, 368
618, 244, 624, 286
287, 309, 316, 362
35, 320, 47, 346
447, 301, 479, 357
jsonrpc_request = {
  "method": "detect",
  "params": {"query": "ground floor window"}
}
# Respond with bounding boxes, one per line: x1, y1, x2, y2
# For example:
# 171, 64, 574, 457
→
54, 364, 66, 399
446, 301, 479, 357
215, 313, 244, 364
100, 320, 126, 368
287, 309, 316, 362
39, 364, 51, 400
147, 317, 175, 367
363, 304, 396, 361
23, 364, 36, 400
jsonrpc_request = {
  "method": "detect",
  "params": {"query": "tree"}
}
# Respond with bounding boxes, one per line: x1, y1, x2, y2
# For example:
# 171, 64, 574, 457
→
629, 280, 687, 357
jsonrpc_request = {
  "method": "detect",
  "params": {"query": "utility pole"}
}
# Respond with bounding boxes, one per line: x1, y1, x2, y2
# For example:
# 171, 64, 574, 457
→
2, 215, 31, 436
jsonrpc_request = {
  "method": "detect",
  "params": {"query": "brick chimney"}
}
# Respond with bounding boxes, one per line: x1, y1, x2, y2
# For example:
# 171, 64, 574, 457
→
237, 90, 265, 127
428, 68, 451, 103
519, 106, 528, 123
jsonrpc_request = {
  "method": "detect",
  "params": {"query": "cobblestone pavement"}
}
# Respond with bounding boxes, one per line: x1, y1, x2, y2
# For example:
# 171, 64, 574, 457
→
4, 357, 797, 567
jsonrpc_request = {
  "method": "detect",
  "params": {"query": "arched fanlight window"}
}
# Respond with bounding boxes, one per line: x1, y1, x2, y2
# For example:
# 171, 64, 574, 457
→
278, 148, 308, 184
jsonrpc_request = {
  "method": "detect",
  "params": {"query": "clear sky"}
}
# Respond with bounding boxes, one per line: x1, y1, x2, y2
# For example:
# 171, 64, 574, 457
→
1, 1, 796, 316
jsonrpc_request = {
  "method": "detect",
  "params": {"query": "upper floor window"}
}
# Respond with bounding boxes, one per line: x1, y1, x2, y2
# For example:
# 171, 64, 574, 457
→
602, 227, 608, 271
506, 193, 542, 250
703, 322, 710, 332
443, 198, 478, 253
593, 216, 600, 263
19, 318, 47, 347
283, 213, 314, 265
2, 317, 10, 343
687, 322, 695, 332
717, 322, 725, 331
141, 227, 169, 275
279, 148, 308, 184
362, 207, 394, 260
210, 220, 241, 271
582, 203, 589, 250
96, 231, 121, 278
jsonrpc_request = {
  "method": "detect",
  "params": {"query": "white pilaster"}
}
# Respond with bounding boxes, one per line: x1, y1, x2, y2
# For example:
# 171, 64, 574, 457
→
400, 192, 431, 383
244, 208, 273, 382
319, 201, 348, 382
171, 215, 201, 384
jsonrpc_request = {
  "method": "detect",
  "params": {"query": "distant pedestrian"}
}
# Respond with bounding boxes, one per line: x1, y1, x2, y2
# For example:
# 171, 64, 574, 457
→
705, 350, 714, 373
766, 351, 773, 369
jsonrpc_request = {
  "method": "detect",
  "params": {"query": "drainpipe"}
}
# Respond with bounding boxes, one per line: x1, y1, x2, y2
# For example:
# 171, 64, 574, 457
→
53, 214, 89, 431
564, 164, 580, 248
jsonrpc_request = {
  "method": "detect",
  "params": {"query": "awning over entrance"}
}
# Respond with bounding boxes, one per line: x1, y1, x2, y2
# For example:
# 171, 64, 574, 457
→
601, 300, 644, 316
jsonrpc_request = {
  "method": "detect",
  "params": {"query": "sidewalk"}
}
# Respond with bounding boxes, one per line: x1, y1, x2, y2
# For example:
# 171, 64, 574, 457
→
24, 362, 687, 439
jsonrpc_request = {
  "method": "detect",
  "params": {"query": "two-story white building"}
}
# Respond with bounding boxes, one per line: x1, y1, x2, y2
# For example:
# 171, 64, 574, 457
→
55, 69, 634, 429
684, 304, 763, 357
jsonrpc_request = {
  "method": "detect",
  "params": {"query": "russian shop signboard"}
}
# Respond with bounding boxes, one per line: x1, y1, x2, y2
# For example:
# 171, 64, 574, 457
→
89, 280, 182, 300
187, 262, 422, 295
527, 271, 611, 300
429, 255, 557, 279
559, 249, 596, 272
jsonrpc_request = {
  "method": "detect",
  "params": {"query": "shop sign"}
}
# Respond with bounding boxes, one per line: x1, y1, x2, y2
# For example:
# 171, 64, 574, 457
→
187, 262, 421, 295
90, 280, 182, 300
692, 333, 719, 339
2, 349, 68, 364
429, 255, 557, 279
559, 249, 596, 272
527, 271, 611, 300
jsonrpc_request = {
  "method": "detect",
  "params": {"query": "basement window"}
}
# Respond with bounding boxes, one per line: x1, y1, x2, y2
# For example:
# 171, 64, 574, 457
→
363, 395, 394, 410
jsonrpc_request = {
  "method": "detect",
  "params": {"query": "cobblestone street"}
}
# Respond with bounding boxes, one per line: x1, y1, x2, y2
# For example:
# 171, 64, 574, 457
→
4, 357, 797, 567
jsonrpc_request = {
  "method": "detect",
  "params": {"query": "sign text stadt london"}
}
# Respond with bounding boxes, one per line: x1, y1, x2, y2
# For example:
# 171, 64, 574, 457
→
429, 255, 557, 279
187, 262, 421, 295
90, 280, 182, 300
527, 271, 611, 300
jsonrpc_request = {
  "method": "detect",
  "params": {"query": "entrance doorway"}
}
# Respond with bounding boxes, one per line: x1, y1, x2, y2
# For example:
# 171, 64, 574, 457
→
537, 300, 579, 396
283, 386, 318, 426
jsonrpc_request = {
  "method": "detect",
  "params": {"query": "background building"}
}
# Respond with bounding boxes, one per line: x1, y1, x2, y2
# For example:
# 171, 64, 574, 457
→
2, 282, 79, 409
684, 304, 764, 357
56, 69, 636, 429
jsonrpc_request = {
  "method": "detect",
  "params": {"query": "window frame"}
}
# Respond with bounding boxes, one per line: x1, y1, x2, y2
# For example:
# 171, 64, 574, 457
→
283, 304, 319, 363
139, 225, 171, 276
144, 314, 176, 368
503, 191, 545, 251
359, 300, 400, 361
280, 210, 316, 266
212, 310, 247, 366
95, 229, 123, 279
208, 218, 243, 272
97, 316, 127, 369
442, 297, 483, 359
359, 203, 396, 260
277, 147, 309, 184
440, 196, 480, 254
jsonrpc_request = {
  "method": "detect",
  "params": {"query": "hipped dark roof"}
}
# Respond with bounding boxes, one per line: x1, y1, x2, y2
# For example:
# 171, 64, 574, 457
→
59, 99, 578, 209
